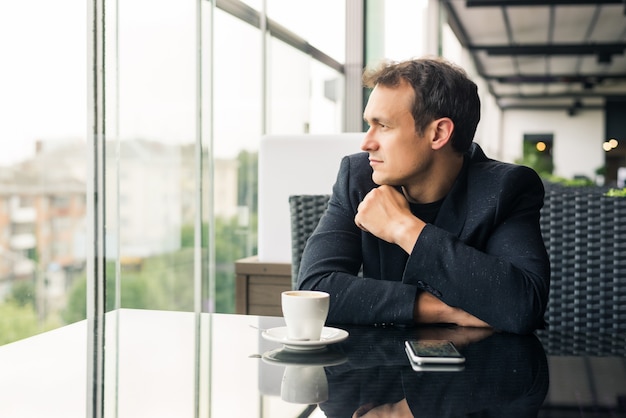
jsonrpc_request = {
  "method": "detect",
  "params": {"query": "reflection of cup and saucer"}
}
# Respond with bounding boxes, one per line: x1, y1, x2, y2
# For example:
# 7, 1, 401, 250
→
262, 347, 347, 404
262, 346, 347, 366
282, 365, 328, 404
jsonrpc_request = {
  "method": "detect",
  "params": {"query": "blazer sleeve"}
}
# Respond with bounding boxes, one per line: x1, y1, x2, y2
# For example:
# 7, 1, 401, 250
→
402, 164, 550, 334
297, 155, 419, 326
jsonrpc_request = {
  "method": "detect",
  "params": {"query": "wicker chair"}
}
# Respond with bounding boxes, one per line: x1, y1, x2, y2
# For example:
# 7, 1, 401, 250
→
541, 184, 626, 332
288, 194, 331, 289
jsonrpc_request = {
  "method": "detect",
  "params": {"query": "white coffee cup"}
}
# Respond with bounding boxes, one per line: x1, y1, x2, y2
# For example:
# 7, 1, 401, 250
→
281, 365, 329, 404
281, 290, 330, 341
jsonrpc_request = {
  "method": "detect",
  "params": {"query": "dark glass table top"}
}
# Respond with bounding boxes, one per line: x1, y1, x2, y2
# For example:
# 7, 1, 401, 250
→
0, 309, 624, 417
250, 315, 626, 418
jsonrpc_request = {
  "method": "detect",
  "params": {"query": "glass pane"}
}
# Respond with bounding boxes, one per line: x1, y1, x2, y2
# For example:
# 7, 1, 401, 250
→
0, 0, 87, 345
309, 60, 344, 134
113, 0, 197, 312
267, 38, 343, 135
382, 0, 428, 61
267, 39, 312, 134
267, 0, 346, 63
213, 8, 263, 313
365, 0, 429, 64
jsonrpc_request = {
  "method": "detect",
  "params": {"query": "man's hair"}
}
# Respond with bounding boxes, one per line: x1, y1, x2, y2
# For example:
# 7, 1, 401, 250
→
362, 57, 481, 154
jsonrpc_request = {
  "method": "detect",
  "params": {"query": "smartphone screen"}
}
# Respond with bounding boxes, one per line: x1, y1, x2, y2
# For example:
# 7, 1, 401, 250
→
405, 340, 465, 364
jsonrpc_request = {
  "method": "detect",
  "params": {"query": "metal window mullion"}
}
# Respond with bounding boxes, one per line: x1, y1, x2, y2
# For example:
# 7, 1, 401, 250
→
194, 1, 206, 417
196, 1, 215, 417
216, 0, 343, 72
86, 0, 107, 417
344, 0, 363, 132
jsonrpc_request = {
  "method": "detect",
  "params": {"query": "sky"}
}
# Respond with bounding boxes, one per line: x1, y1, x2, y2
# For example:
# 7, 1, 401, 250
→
0, 1, 87, 166
0, 0, 428, 167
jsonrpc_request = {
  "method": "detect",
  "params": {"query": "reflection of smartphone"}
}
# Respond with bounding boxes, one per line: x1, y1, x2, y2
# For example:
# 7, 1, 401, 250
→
404, 340, 465, 365
405, 347, 465, 372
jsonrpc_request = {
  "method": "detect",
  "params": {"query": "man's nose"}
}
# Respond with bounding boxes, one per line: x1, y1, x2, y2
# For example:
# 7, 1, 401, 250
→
361, 128, 377, 151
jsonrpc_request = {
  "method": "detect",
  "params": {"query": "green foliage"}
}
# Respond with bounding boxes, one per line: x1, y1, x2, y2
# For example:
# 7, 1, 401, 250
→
181, 214, 257, 313
213, 214, 257, 313
135, 248, 194, 311
237, 150, 258, 212
605, 187, 626, 197
6, 280, 36, 307
181, 224, 195, 248
0, 301, 40, 345
62, 275, 87, 324
516, 140, 554, 177
3, 210, 258, 344
62, 213, 256, 320
0, 281, 60, 345
62, 255, 186, 323
542, 174, 594, 187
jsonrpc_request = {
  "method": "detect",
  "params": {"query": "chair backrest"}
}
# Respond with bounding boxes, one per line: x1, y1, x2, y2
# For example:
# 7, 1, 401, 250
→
288, 194, 331, 289
540, 183, 626, 332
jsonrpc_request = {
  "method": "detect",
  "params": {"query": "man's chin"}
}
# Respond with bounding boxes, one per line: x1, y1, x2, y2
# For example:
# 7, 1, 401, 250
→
371, 172, 396, 186
372, 173, 384, 185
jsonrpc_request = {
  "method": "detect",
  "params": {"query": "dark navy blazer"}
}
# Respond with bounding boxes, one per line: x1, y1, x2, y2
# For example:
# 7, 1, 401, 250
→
297, 143, 550, 334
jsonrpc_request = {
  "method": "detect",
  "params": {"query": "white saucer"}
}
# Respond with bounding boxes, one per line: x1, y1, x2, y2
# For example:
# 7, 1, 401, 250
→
261, 326, 349, 351
262, 347, 347, 367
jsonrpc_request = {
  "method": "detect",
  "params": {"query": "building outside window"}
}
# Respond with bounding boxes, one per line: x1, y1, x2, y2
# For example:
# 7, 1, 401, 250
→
0, 0, 346, 350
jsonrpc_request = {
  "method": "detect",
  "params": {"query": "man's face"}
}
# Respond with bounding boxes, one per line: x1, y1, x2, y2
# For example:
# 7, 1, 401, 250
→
361, 81, 433, 187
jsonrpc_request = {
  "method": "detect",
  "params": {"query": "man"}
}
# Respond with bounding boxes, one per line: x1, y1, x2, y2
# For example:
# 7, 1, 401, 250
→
297, 57, 550, 334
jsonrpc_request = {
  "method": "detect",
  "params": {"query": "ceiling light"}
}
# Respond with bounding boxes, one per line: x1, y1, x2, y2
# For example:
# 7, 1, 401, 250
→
536, 142, 547, 152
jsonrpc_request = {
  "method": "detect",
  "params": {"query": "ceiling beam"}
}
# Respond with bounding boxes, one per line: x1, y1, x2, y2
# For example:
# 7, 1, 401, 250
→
483, 74, 626, 83
466, 0, 621, 6
496, 91, 624, 99
440, 1, 497, 98
215, 0, 343, 73
441, 1, 470, 48
469, 43, 626, 56
498, 103, 604, 111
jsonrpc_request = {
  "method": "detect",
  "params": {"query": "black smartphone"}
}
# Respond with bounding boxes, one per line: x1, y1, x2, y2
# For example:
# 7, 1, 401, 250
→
404, 340, 465, 365
404, 347, 466, 372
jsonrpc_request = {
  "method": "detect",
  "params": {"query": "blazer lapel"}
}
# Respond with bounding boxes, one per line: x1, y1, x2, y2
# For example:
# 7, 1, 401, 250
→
433, 143, 490, 237
433, 156, 469, 237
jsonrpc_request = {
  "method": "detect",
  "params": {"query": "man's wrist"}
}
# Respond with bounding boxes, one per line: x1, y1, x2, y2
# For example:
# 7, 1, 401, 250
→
397, 219, 425, 254
413, 290, 448, 323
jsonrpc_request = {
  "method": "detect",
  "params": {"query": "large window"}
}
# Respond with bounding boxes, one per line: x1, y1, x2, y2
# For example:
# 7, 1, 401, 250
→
0, 0, 87, 344
0, 1, 347, 415
0, 0, 346, 349
210, 0, 346, 313
109, 0, 198, 313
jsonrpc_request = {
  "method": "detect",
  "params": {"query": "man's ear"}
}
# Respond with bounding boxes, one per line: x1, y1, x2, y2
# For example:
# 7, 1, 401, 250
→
430, 118, 454, 150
